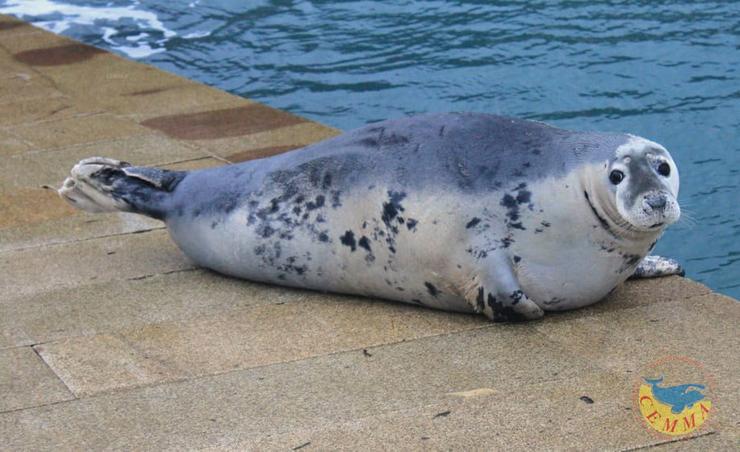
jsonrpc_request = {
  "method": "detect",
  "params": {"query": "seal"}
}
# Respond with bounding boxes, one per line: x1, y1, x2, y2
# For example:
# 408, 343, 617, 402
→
58, 113, 683, 322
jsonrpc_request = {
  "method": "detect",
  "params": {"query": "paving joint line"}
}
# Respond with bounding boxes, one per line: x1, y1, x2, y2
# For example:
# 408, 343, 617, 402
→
0, 226, 167, 254
0, 396, 77, 416
29, 344, 78, 403
620, 430, 716, 451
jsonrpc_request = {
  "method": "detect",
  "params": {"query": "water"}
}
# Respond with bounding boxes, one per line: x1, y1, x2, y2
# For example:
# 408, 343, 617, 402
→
2, 0, 738, 298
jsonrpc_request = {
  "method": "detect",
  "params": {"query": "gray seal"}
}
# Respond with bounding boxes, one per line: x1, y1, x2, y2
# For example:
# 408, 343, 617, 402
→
58, 113, 683, 321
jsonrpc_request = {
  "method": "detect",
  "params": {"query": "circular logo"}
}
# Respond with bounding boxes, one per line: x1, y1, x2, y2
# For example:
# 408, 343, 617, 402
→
635, 356, 713, 436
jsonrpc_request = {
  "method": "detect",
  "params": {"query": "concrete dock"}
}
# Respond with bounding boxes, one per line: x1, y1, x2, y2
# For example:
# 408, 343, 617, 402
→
0, 15, 737, 450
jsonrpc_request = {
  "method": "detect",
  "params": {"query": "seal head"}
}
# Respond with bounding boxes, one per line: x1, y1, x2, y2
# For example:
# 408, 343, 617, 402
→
582, 135, 680, 239
610, 136, 680, 231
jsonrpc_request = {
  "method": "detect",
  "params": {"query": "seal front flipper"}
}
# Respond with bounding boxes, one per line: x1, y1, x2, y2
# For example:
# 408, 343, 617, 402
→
629, 255, 685, 279
58, 157, 186, 221
463, 252, 544, 322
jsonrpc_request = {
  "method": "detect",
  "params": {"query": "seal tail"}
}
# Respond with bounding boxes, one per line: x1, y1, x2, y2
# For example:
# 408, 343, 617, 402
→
58, 157, 186, 221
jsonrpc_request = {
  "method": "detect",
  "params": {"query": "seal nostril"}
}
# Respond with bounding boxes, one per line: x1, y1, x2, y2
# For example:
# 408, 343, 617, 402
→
645, 193, 667, 210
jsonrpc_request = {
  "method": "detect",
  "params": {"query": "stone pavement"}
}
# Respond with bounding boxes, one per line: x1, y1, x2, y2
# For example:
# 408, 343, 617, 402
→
0, 15, 737, 451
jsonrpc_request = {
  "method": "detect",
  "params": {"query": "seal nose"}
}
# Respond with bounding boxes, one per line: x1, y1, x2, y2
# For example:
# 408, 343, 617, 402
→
644, 193, 667, 210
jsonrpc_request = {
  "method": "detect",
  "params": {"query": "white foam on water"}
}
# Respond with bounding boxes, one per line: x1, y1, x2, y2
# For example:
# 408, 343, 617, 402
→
0, 0, 180, 58
183, 30, 210, 39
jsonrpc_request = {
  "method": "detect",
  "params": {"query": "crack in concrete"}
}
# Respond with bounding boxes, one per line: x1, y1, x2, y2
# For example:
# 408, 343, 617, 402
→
620, 430, 716, 451
0, 226, 167, 254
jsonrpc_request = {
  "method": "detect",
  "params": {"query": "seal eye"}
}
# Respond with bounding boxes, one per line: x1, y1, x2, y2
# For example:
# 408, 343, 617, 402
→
657, 162, 671, 177
609, 170, 624, 185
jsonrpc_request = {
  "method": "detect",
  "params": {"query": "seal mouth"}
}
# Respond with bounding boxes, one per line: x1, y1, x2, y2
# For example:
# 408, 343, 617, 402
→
649, 222, 665, 229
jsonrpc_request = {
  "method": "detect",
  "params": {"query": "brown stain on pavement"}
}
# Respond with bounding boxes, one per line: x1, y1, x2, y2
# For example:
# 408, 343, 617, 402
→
227, 144, 303, 162
0, 22, 27, 31
14, 44, 105, 66
140, 104, 306, 140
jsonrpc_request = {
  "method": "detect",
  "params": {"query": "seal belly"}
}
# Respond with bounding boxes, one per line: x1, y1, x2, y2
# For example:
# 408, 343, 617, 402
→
167, 183, 471, 312
506, 173, 645, 310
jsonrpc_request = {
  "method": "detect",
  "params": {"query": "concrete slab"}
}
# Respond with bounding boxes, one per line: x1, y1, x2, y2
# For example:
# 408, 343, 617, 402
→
0, 23, 73, 54
249, 370, 698, 451
595, 274, 713, 311
7, 113, 152, 151
0, 346, 73, 413
0, 95, 87, 128
35, 295, 487, 396
0, 134, 208, 190
0, 59, 61, 103
0, 229, 193, 299
534, 293, 739, 377
0, 129, 32, 156
35, 335, 181, 398
0, 269, 256, 349
0, 327, 596, 450
104, 83, 253, 121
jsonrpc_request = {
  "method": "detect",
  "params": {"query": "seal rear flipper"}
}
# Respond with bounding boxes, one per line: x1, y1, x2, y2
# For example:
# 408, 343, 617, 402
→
629, 255, 685, 279
58, 157, 186, 220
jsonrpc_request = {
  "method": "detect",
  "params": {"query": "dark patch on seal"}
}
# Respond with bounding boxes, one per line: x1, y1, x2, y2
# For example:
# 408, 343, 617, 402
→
510, 290, 524, 305
476, 287, 485, 312
330, 190, 342, 208
318, 232, 329, 242
380, 191, 407, 252
500, 237, 514, 248
340, 230, 357, 251
543, 297, 564, 306
466, 217, 481, 229
648, 240, 657, 252
358, 236, 372, 252
500, 184, 532, 230
487, 293, 527, 323
584, 191, 613, 234
305, 195, 325, 210
278, 256, 308, 276
15, 43, 105, 66
321, 173, 332, 189
411, 298, 423, 305
140, 104, 305, 140
406, 218, 418, 231
381, 191, 406, 229
259, 225, 276, 238
619, 253, 642, 273
516, 190, 532, 204
424, 282, 439, 297
513, 255, 522, 263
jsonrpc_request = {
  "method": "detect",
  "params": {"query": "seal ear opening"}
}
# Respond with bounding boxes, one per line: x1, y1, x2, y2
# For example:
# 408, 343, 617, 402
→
59, 157, 186, 220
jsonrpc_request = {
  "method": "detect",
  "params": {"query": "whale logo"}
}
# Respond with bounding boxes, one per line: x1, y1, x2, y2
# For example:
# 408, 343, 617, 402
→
636, 357, 713, 437
643, 376, 706, 414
